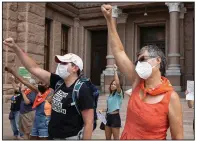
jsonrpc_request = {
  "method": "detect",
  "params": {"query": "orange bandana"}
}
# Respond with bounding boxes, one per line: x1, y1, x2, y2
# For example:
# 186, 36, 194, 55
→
140, 76, 173, 98
23, 88, 31, 95
32, 89, 51, 109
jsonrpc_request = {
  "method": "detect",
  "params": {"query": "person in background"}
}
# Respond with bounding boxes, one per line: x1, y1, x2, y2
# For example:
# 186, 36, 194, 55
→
101, 4, 183, 139
185, 90, 194, 133
5, 75, 24, 140
5, 67, 37, 140
100, 64, 124, 140
30, 81, 53, 140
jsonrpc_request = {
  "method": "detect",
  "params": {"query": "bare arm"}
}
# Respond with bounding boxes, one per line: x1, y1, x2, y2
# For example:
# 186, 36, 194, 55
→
21, 92, 31, 105
3, 38, 51, 85
81, 109, 94, 139
168, 91, 183, 139
113, 64, 121, 93
101, 5, 140, 89
5, 67, 39, 93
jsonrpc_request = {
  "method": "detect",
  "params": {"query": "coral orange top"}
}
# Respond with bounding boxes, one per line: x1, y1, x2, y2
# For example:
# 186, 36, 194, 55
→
121, 77, 173, 140
44, 100, 52, 116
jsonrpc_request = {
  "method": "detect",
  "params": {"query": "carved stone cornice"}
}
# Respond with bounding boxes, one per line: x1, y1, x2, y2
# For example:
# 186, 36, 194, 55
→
47, 3, 77, 18
69, 2, 105, 9
165, 2, 181, 12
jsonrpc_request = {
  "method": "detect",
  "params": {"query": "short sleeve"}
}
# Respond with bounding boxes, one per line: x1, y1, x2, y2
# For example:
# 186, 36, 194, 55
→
78, 83, 94, 111
50, 73, 63, 90
27, 92, 36, 104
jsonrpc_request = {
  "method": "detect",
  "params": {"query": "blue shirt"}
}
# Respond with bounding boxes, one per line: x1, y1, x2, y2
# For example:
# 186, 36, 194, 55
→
107, 90, 123, 113
20, 91, 36, 114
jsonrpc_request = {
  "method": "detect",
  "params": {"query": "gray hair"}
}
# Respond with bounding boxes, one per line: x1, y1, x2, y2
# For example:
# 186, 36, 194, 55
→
138, 45, 166, 76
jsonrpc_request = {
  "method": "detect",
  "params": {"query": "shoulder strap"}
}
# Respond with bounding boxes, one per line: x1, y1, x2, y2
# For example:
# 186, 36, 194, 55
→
54, 79, 64, 93
72, 79, 85, 115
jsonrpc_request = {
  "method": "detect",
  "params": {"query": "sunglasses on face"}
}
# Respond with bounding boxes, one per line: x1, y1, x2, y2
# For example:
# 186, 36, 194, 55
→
134, 56, 157, 66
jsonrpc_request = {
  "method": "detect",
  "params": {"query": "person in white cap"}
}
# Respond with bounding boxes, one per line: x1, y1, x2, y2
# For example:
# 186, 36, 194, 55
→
3, 38, 94, 140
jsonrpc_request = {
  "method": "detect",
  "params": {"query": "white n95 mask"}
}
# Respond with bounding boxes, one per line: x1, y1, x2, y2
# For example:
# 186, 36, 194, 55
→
56, 63, 70, 79
135, 61, 156, 80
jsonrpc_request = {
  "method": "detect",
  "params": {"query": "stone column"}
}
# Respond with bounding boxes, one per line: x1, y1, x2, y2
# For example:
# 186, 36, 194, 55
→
50, 21, 61, 73
101, 6, 122, 94
117, 13, 128, 46
73, 18, 80, 54
3, 2, 18, 85
165, 2, 182, 92
3, 3, 46, 96
78, 25, 85, 61
179, 3, 187, 90
3, 2, 18, 96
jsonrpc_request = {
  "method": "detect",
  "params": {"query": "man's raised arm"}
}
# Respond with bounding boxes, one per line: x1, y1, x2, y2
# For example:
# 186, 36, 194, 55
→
3, 38, 51, 85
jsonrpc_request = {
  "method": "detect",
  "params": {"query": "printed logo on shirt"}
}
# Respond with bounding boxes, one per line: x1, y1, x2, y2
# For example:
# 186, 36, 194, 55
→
52, 90, 68, 114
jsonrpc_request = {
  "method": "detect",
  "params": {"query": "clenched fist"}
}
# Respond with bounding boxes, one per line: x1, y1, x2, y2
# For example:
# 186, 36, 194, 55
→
101, 4, 112, 21
3, 37, 17, 50
4, 66, 12, 73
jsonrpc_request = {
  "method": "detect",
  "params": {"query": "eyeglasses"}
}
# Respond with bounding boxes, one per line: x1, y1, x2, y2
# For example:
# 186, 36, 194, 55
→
134, 55, 157, 66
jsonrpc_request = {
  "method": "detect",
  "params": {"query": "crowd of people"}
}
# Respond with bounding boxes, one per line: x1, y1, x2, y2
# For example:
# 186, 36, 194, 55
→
3, 4, 185, 140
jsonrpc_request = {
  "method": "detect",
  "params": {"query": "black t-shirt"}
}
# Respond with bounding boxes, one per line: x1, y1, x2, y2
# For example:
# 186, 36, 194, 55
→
10, 91, 22, 111
48, 73, 94, 138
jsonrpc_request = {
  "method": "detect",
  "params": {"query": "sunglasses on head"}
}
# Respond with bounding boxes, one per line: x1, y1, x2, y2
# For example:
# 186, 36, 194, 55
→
134, 55, 157, 66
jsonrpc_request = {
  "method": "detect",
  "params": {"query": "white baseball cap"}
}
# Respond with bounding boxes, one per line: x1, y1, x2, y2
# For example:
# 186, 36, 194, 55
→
55, 53, 83, 71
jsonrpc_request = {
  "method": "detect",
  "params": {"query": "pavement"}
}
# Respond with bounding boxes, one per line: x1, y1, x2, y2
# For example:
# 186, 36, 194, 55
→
3, 94, 194, 140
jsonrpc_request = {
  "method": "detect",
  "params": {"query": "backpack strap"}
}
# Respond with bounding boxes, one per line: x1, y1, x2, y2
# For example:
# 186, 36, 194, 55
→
72, 79, 85, 115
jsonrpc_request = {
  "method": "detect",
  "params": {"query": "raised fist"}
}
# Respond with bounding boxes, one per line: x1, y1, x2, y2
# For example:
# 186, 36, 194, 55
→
3, 37, 17, 50
4, 66, 12, 73
101, 4, 112, 20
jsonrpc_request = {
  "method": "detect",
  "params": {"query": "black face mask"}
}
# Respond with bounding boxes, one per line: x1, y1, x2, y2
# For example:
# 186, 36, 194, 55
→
38, 85, 47, 93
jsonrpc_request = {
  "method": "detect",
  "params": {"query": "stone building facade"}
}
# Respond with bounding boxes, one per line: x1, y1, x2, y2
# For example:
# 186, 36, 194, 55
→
3, 2, 194, 94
